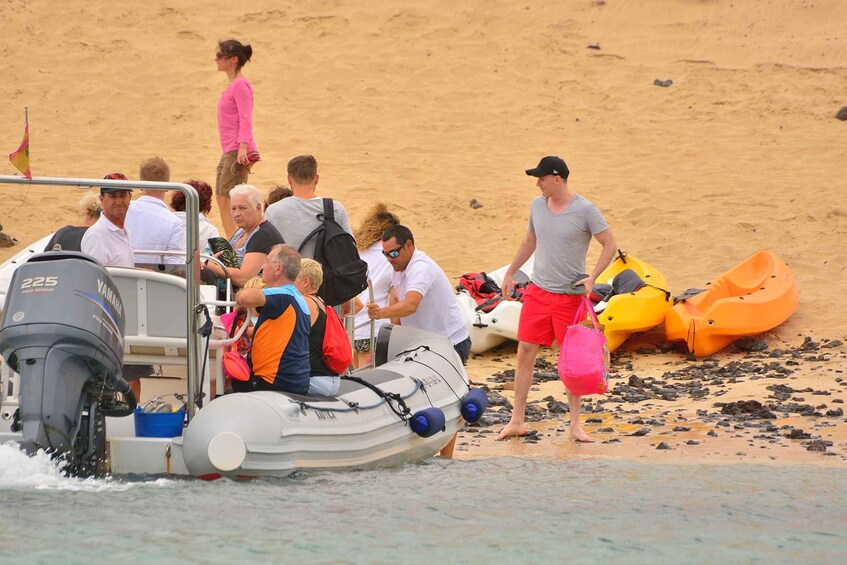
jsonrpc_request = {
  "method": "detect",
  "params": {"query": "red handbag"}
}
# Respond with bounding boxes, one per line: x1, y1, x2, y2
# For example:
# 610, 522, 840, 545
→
558, 295, 610, 395
321, 303, 353, 375
221, 311, 251, 381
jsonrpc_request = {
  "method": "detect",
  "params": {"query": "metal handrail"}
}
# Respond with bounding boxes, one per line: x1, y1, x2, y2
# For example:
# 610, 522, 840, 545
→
0, 175, 203, 419
130, 249, 235, 311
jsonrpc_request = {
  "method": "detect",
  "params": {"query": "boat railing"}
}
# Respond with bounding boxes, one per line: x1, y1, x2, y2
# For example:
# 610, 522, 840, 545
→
0, 174, 204, 419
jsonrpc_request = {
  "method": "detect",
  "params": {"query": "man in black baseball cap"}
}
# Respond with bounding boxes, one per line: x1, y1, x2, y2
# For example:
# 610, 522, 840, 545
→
100, 172, 132, 195
497, 154, 617, 444
525, 155, 569, 179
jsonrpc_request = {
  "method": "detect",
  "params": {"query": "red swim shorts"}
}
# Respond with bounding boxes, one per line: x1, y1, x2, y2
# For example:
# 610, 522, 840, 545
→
517, 283, 582, 347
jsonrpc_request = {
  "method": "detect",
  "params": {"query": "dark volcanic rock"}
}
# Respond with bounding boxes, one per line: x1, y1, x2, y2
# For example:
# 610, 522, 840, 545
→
719, 400, 776, 419
798, 336, 820, 351
534, 371, 560, 383
826, 407, 844, 417
629, 428, 650, 437
735, 337, 768, 352
767, 383, 794, 401
628, 375, 647, 388
487, 391, 513, 410
547, 400, 569, 414
805, 440, 827, 452
785, 428, 811, 439
656, 442, 672, 450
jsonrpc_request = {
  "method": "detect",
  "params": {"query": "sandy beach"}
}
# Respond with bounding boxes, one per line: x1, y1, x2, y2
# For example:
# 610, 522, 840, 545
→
1, 0, 845, 465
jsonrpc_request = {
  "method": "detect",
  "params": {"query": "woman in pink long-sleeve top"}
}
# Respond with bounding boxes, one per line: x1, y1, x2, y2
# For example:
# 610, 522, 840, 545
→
215, 38, 258, 238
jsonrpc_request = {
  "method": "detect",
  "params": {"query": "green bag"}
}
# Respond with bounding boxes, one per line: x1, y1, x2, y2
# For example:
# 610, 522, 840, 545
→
207, 237, 239, 268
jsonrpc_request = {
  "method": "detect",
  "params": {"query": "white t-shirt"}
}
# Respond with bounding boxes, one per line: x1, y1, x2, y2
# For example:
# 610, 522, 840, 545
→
391, 249, 469, 345
80, 214, 134, 268
125, 195, 186, 265
354, 242, 394, 340
173, 211, 220, 254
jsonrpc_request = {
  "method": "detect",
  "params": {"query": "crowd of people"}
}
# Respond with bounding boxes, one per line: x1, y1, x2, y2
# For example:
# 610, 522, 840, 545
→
43, 38, 618, 444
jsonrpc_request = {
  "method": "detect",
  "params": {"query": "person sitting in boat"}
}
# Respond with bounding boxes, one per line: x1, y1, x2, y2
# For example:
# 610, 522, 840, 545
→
125, 156, 186, 273
265, 184, 292, 209
204, 183, 285, 289
45, 191, 102, 252
169, 179, 220, 255
351, 202, 400, 368
232, 244, 311, 394
366, 225, 472, 364
80, 176, 150, 399
80, 177, 134, 268
293, 258, 347, 396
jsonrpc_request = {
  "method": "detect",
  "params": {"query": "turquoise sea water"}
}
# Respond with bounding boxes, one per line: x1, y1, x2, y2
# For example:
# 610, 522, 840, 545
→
0, 443, 844, 564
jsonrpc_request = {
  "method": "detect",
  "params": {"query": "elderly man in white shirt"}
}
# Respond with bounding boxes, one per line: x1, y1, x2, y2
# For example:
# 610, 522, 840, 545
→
80, 174, 147, 398
80, 175, 134, 268
125, 156, 186, 270
366, 224, 472, 364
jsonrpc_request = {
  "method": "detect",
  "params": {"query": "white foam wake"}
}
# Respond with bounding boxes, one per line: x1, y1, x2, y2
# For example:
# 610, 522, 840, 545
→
0, 441, 171, 491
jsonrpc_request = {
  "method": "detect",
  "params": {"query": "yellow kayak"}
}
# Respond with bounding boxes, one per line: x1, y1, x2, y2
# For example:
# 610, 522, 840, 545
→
594, 251, 672, 352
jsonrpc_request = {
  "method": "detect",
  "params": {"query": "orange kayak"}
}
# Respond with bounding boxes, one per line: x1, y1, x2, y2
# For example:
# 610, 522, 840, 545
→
665, 249, 799, 357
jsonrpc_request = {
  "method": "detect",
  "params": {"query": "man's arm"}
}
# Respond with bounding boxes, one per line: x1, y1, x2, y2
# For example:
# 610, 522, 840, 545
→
387, 286, 400, 326
501, 230, 537, 299
574, 228, 617, 295
235, 287, 267, 308
367, 290, 423, 321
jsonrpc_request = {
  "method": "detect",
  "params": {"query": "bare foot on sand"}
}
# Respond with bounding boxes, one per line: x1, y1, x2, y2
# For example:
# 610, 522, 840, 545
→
497, 422, 528, 440
570, 428, 594, 443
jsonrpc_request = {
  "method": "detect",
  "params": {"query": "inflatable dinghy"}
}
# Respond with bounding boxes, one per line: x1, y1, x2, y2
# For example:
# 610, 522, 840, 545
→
0, 174, 487, 479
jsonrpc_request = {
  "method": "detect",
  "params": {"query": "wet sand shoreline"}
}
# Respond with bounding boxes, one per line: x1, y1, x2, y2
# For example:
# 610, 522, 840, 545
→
456, 331, 847, 466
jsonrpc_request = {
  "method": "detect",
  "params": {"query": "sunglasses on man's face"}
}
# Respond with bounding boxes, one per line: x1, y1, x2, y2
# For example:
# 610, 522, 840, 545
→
382, 245, 404, 259
215, 52, 229, 60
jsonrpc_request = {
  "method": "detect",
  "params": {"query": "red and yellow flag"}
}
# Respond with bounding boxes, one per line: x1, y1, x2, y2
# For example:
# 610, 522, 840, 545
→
9, 114, 31, 179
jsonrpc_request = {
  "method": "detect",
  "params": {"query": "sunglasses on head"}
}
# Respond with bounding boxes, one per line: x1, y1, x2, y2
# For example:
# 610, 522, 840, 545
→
382, 244, 404, 259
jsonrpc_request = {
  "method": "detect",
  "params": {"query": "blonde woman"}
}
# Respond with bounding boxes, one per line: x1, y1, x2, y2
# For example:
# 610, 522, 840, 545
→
351, 203, 400, 367
46, 191, 103, 251
294, 259, 343, 396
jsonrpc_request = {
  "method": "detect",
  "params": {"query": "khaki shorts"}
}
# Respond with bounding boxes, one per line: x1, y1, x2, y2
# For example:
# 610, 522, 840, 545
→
215, 150, 249, 196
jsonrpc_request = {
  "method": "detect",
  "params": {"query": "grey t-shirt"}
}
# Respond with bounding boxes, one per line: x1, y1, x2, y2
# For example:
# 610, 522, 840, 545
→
528, 194, 608, 293
265, 196, 353, 259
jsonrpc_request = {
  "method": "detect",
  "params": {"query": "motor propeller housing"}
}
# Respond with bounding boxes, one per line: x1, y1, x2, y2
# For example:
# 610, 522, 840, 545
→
0, 252, 128, 458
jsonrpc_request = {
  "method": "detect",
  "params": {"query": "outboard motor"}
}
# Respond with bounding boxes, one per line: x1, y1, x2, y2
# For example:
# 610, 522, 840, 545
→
0, 252, 136, 476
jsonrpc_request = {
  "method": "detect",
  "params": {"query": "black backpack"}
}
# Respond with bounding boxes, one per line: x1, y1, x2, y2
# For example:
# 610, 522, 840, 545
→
298, 198, 368, 306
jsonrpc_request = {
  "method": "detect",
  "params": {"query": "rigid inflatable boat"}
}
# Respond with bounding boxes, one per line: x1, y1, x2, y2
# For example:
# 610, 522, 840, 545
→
665, 248, 799, 357
0, 175, 487, 478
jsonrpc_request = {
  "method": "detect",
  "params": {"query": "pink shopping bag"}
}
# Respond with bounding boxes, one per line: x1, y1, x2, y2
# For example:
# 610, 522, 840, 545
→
558, 295, 610, 396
